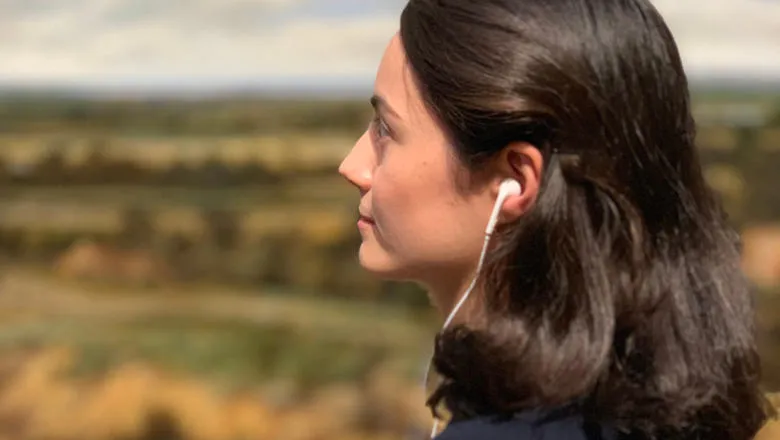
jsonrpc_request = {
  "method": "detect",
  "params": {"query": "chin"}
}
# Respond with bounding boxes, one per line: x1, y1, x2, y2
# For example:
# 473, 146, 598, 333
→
357, 242, 410, 281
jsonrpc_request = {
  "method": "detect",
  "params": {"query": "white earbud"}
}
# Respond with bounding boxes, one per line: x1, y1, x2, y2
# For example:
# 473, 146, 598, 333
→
424, 177, 522, 438
487, 178, 522, 236
500, 177, 523, 198
441, 178, 521, 330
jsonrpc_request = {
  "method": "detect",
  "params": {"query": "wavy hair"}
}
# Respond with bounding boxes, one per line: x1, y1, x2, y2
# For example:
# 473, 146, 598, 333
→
399, 0, 773, 438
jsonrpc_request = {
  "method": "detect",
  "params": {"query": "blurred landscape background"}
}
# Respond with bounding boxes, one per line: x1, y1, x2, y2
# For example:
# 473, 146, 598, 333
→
0, 0, 779, 439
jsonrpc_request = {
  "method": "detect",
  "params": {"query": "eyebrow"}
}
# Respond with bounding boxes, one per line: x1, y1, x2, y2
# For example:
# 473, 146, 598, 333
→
370, 94, 402, 120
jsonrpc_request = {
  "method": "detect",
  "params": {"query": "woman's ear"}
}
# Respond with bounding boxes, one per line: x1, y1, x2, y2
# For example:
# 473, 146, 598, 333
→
491, 142, 544, 223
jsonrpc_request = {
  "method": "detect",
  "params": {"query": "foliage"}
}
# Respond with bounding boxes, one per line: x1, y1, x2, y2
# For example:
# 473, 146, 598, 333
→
769, 102, 780, 127
0, 96, 372, 136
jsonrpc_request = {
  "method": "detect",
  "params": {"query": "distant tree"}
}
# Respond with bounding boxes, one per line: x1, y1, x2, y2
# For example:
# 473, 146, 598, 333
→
137, 409, 185, 440
0, 155, 9, 183
36, 141, 68, 184
78, 138, 111, 183
235, 160, 280, 185
157, 233, 196, 281
156, 161, 194, 185
253, 233, 293, 286
742, 150, 780, 222
0, 227, 23, 257
232, 114, 259, 134
107, 157, 146, 184
198, 155, 234, 186
202, 208, 240, 251
119, 207, 155, 248
331, 102, 373, 134
62, 103, 91, 125
768, 103, 780, 127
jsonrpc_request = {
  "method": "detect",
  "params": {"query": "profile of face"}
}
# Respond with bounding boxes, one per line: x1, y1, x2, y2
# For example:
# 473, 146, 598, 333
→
338, 34, 541, 311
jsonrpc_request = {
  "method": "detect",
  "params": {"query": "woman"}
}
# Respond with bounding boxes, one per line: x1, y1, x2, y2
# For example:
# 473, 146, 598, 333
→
338, 0, 773, 439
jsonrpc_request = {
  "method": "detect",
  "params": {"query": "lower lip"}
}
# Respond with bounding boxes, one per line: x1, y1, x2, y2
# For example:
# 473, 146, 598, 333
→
358, 218, 375, 228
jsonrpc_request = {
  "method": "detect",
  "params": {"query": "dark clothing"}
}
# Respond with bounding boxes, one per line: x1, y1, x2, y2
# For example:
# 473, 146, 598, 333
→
434, 409, 617, 440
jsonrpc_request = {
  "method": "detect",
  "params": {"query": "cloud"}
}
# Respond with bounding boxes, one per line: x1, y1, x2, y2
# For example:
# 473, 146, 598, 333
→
0, 0, 776, 89
0, 0, 398, 86
652, 0, 780, 79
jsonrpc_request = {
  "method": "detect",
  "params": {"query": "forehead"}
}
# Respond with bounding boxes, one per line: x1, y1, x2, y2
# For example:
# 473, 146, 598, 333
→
374, 34, 423, 120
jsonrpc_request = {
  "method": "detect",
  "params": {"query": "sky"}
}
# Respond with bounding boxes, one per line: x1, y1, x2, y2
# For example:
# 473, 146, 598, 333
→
0, 0, 779, 94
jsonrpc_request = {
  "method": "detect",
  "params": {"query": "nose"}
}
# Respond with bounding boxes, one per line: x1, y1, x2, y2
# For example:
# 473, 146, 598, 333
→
338, 131, 374, 193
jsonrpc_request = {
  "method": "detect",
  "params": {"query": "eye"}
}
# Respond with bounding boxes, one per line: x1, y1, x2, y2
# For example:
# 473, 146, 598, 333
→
371, 114, 391, 140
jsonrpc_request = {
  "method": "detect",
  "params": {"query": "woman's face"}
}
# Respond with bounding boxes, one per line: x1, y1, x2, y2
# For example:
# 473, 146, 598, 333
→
339, 34, 498, 305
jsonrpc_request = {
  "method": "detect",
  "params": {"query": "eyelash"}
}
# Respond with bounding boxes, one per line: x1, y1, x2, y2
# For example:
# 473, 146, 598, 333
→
370, 114, 391, 140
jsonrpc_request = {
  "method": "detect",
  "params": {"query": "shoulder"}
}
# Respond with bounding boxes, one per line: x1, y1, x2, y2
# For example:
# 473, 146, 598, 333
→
434, 410, 616, 440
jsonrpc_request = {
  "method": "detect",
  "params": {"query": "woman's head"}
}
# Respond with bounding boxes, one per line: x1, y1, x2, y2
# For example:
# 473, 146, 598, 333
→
339, 34, 544, 312
340, 0, 771, 438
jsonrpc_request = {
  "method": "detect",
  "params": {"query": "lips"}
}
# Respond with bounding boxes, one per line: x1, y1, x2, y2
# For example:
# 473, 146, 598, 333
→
358, 208, 375, 226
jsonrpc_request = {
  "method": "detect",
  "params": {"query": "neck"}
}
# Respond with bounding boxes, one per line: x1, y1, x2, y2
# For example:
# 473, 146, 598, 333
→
425, 264, 482, 326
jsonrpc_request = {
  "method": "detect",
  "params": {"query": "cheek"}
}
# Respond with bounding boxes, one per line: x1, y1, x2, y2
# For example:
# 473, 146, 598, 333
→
370, 158, 482, 267
371, 166, 425, 242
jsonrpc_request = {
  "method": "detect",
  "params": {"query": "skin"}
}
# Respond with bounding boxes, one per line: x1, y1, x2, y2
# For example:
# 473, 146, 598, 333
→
339, 33, 544, 317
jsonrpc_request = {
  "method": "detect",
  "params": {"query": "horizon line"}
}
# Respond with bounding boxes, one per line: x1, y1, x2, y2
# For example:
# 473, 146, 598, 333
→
0, 73, 779, 100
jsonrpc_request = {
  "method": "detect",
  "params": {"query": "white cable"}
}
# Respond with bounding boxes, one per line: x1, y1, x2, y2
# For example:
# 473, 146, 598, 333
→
423, 179, 520, 438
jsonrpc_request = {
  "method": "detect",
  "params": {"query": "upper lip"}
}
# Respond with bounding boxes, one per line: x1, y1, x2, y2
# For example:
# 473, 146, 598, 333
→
359, 210, 374, 222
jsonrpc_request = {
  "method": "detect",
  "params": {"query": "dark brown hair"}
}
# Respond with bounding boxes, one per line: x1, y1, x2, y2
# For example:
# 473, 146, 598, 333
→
399, 0, 773, 438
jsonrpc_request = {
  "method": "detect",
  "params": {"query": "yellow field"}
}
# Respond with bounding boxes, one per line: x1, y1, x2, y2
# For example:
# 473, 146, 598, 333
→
0, 267, 435, 440
0, 346, 430, 440
0, 134, 354, 171
0, 126, 777, 171
0, 262, 777, 440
